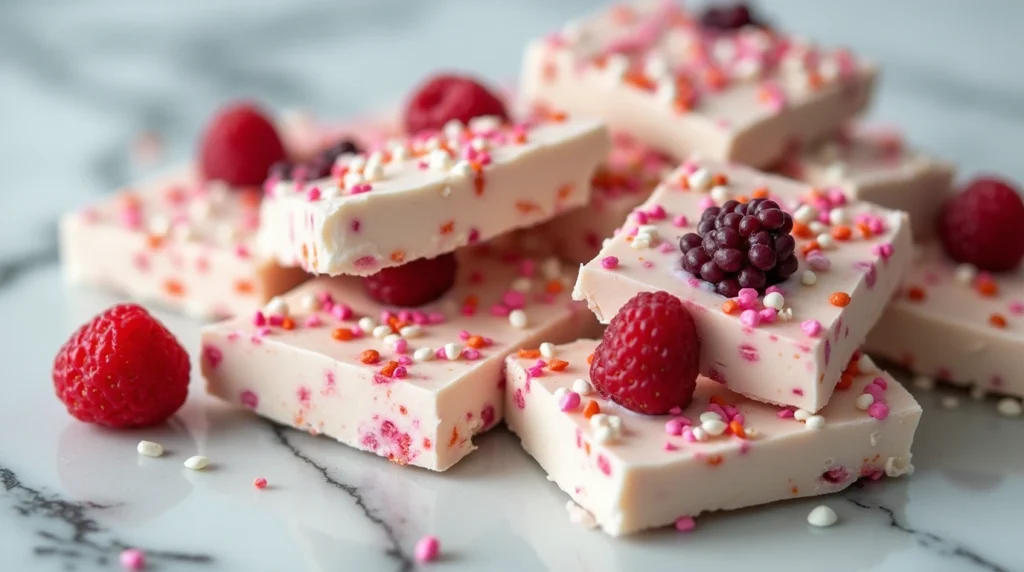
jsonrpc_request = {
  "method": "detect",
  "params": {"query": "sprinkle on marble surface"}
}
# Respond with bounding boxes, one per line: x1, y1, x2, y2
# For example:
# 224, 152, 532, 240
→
136, 440, 164, 458
414, 535, 440, 563
807, 505, 838, 527
996, 398, 1023, 418
183, 455, 210, 470
912, 375, 935, 391
253, 477, 268, 489
119, 548, 146, 571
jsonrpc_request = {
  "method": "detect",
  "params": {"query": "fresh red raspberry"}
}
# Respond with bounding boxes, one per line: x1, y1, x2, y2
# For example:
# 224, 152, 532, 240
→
589, 291, 701, 415
403, 74, 509, 135
362, 253, 458, 307
198, 101, 287, 187
938, 177, 1024, 272
53, 304, 190, 428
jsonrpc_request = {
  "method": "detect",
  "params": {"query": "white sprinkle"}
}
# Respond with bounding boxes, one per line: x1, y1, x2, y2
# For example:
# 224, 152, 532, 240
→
690, 427, 708, 441
828, 208, 848, 226
777, 307, 794, 321
137, 440, 164, 458
399, 325, 422, 338
816, 234, 836, 250
509, 309, 528, 329
954, 264, 978, 285
996, 397, 1023, 418
264, 297, 289, 317
636, 224, 659, 239
793, 409, 812, 421
644, 54, 670, 79
566, 501, 598, 529
631, 236, 652, 250
510, 277, 533, 293
148, 215, 171, 237
342, 171, 364, 189
825, 163, 847, 182
539, 342, 556, 358
299, 294, 320, 312
762, 292, 785, 310
217, 223, 239, 245
593, 426, 615, 444
541, 258, 562, 280
469, 115, 503, 133
911, 375, 935, 390
688, 169, 712, 192
698, 411, 722, 423
701, 419, 727, 436
590, 414, 609, 428
855, 394, 874, 410
607, 415, 623, 436
941, 396, 960, 410
709, 185, 730, 203
347, 155, 367, 172
655, 79, 677, 105
572, 378, 593, 395
443, 119, 464, 139
427, 150, 453, 171
450, 160, 474, 178
183, 455, 209, 470
390, 144, 408, 161
189, 199, 211, 222
363, 162, 384, 182
800, 270, 818, 286
969, 387, 987, 401
869, 431, 881, 446
884, 456, 914, 477
809, 221, 828, 235
805, 415, 826, 429
604, 54, 630, 83
383, 334, 403, 350
470, 137, 490, 151
793, 204, 817, 224
553, 387, 570, 402
372, 325, 391, 339
413, 347, 435, 362
807, 505, 838, 527
357, 317, 377, 332
857, 354, 877, 374
443, 343, 462, 361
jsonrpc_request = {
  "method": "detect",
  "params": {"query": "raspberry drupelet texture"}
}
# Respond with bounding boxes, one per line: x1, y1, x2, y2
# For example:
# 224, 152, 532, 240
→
198, 101, 287, 187
403, 74, 509, 135
361, 253, 459, 307
679, 199, 798, 297
937, 176, 1024, 272
271, 138, 362, 182
589, 291, 701, 415
698, 2, 768, 31
52, 304, 190, 428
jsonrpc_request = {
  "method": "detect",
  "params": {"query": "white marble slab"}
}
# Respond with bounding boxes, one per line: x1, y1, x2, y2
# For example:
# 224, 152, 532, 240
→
1, 0, 1023, 570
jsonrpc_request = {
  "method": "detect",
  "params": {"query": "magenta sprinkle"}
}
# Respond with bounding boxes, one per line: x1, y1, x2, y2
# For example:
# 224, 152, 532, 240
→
414, 535, 440, 563
253, 311, 266, 326
600, 256, 619, 270
868, 402, 890, 420
871, 376, 888, 390
119, 549, 145, 571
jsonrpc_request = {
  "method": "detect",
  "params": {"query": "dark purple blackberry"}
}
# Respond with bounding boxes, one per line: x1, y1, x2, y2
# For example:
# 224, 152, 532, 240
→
274, 138, 362, 181
699, 3, 768, 32
678, 199, 799, 297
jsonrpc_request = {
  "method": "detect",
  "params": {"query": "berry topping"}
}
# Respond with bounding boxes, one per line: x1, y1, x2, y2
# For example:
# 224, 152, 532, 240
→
273, 138, 362, 182
52, 304, 190, 428
680, 199, 798, 297
938, 177, 1024, 272
589, 291, 701, 415
198, 101, 287, 187
699, 3, 767, 31
403, 74, 509, 135
362, 253, 458, 307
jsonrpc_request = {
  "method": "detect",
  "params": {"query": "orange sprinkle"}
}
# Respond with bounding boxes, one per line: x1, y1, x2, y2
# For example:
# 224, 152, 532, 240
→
791, 486, 799, 495
582, 400, 600, 419
548, 359, 569, 372
906, 287, 926, 302
735, 195, 749, 204
449, 426, 460, 447
706, 455, 724, 467
380, 360, 399, 377
390, 250, 406, 263
709, 395, 729, 407
557, 184, 574, 201
163, 279, 185, 297
976, 278, 998, 297
805, 70, 824, 91
474, 171, 486, 195
400, 405, 408, 415
623, 70, 656, 92
829, 292, 851, 307
466, 335, 486, 349
751, 187, 770, 199
281, 317, 295, 331
545, 279, 564, 294
831, 225, 852, 241
586, 353, 595, 365
721, 299, 739, 314
728, 421, 746, 439
836, 372, 854, 390
359, 349, 380, 364
711, 173, 728, 186
464, 295, 479, 307
800, 241, 821, 256
332, 328, 353, 341
792, 222, 813, 239
239, 189, 262, 209
515, 200, 541, 214
440, 220, 455, 235
584, 442, 591, 455
518, 349, 541, 359
422, 438, 432, 450
989, 314, 1008, 328
146, 234, 164, 249
550, 111, 568, 122
856, 222, 873, 239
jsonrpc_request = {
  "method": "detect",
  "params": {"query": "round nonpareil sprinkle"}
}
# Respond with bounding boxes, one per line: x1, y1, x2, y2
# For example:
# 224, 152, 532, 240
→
136, 440, 164, 458
184, 455, 209, 470
413, 347, 434, 362
800, 319, 822, 337
996, 398, 1023, 418
801, 270, 818, 286
414, 535, 440, 563
119, 548, 146, 571
539, 342, 556, 358
253, 477, 268, 489
763, 292, 785, 310
855, 394, 874, 410
674, 516, 696, 532
572, 378, 593, 395
805, 415, 826, 429
829, 292, 851, 307
509, 309, 528, 329
807, 505, 838, 527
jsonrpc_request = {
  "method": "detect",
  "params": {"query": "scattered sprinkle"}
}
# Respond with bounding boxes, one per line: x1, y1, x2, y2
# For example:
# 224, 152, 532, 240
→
996, 397, 1023, 418
253, 477, 268, 489
911, 375, 935, 391
572, 378, 593, 395
828, 292, 851, 307
801, 270, 818, 286
136, 440, 164, 458
414, 535, 440, 563
674, 516, 696, 532
119, 548, 146, 571
807, 505, 838, 527
539, 342, 556, 358
183, 455, 209, 470
941, 396, 960, 410
805, 415, 826, 429
509, 309, 528, 329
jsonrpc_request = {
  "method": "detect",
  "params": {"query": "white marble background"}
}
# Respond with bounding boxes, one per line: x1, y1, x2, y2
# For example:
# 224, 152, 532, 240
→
1, 1, 1023, 571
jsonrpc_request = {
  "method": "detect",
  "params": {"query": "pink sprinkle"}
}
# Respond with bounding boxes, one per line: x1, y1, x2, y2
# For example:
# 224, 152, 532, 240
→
559, 391, 581, 411
672, 214, 689, 227
435, 347, 447, 360
872, 243, 894, 261
119, 549, 145, 571
807, 254, 831, 272
253, 477, 268, 489
674, 516, 696, 533
698, 196, 715, 210
519, 259, 536, 277
740, 309, 761, 327
255, 326, 271, 337
332, 304, 353, 320
777, 408, 795, 419
600, 256, 619, 269
490, 304, 511, 317
268, 315, 284, 327
863, 383, 884, 399
827, 188, 847, 206
868, 402, 890, 420
394, 366, 408, 378
869, 218, 885, 234
765, 285, 783, 295
732, 413, 746, 426
759, 308, 778, 323
468, 228, 480, 243
394, 339, 408, 354
1008, 301, 1024, 315
665, 418, 685, 436
306, 187, 321, 201
304, 315, 322, 328
801, 319, 822, 337
664, 442, 680, 451
503, 290, 526, 309
458, 330, 471, 340
634, 211, 650, 225
707, 403, 728, 420
398, 356, 413, 366
414, 535, 440, 563
647, 204, 667, 219
680, 161, 698, 175
253, 311, 266, 327
668, 406, 683, 416
350, 327, 364, 338
428, 312, 446, 324
871, 376, 888, 390
723, 405, 739, 420
527, 366, 544, 377
682, 428, 696, 442
463, 349, 481, 361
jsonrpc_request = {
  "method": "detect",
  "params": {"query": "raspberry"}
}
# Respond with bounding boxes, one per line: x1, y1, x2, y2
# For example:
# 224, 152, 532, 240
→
679, 199, 798, 297
938, 177, 1024, 272
362, 253, 458, 307
699, 3, 768, 31
274, 138, 362, 182
52, 304, 190, 428
403, 74, 509, 135
198, 101, 287, 187
589, 291, 701, 415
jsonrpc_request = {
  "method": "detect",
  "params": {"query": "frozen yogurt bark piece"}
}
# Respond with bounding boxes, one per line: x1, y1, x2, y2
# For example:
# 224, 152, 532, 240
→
520, 1, 876, 168
866, 242, 1024, 398
201, 246, 594, 471
505, 339, 921, 536
573, 158, 912, 411
533, 131, 673, 264
258, 117, 610, 276
776, 126, 954, 240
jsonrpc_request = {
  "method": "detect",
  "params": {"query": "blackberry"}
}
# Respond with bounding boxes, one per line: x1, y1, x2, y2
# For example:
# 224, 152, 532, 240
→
274, 138, 362, 182
698, 3, 768, 32
678, 199, 798, 298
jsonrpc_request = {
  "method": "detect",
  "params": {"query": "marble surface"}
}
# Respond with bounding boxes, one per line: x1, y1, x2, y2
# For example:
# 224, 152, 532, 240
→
2, 0, 1023, 570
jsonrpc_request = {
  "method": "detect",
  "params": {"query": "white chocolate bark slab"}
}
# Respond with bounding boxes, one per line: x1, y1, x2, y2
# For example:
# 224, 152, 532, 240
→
573, 158, 912, 411
520, 1, 877, 168
776, 126, 954, 240
866, 242, 1024, 398
504, 339, 921, 536
258, 118, 610, 276
201, 246, 594, 471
